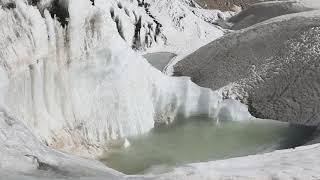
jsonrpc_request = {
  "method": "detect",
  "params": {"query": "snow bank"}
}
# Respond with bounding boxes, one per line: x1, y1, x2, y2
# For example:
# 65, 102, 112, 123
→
146, 144, 320, 180
0, 106, 122, 178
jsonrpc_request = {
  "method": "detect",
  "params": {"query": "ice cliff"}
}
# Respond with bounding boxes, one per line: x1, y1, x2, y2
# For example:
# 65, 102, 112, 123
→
0, 0, 243, 157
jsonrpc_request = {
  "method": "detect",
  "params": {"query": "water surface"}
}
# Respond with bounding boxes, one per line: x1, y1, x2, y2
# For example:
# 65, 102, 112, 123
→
100, 117, 312, 175
143, 52, 176, 71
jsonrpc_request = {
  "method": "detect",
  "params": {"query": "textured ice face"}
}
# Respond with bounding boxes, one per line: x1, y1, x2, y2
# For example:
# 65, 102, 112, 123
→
0, 0, 247, 156
0, 68, 8, 104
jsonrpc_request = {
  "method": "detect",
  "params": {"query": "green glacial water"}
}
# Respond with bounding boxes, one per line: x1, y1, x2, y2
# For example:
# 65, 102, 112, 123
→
100, 117, 313, 175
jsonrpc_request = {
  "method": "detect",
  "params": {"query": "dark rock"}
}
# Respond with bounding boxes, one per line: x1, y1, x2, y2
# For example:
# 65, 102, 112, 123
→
1, 2, 16, 9
49, 0, 69, 27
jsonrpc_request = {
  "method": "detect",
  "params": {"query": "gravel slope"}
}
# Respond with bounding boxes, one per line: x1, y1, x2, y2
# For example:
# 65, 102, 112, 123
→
174, 2, 320, 127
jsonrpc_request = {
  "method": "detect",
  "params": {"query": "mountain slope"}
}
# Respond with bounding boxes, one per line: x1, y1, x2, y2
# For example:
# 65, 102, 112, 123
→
174, 2, 320, 126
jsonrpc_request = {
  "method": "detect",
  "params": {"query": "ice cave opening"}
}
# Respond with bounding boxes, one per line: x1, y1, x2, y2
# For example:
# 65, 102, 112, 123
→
99, 115, 315, 175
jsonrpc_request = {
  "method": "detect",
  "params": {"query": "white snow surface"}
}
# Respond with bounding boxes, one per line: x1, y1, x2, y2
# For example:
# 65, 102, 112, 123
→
90, 0, 229, 56
143, 0, 228, 54
142, 144, 320, 180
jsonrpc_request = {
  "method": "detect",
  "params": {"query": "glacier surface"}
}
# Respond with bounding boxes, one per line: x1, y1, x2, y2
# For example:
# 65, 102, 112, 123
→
1, 0, 320, 179
0, 0, 249, 159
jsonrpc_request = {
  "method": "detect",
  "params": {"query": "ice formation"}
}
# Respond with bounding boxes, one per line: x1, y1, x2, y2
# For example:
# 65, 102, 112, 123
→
80, 0, 230, 54
0, 0, 245, 156
4, 0, 320, 179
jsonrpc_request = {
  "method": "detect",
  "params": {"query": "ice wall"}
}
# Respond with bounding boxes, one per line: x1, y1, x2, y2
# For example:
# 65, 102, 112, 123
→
0, 0, 250, 156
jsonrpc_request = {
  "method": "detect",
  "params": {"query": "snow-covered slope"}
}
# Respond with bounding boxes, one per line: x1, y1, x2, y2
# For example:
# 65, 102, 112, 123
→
71, 0, 231, 55
142, 0, 231, 54
0, 107, 122, 179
